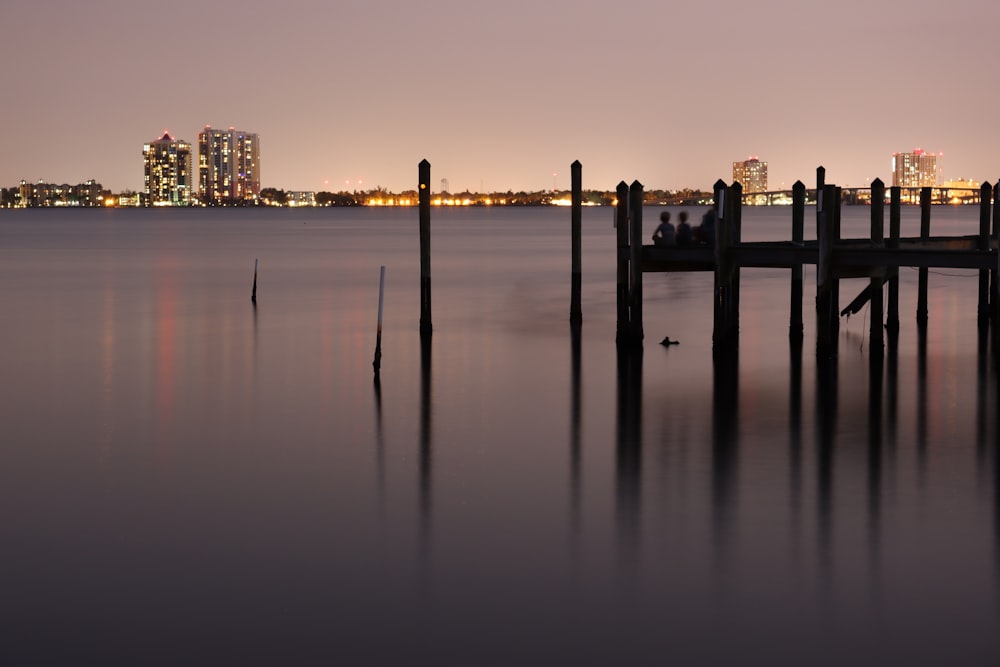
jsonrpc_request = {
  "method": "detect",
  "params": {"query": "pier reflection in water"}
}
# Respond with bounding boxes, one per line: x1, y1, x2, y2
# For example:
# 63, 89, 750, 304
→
1, 207, 998, 664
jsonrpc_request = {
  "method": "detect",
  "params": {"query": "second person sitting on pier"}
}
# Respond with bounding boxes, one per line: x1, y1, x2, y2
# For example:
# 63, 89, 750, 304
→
676, 211, 693, 246
652, 211, 675, 246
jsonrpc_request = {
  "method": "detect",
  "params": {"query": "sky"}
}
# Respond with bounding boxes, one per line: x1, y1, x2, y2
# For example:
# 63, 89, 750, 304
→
3, 0, 999, 194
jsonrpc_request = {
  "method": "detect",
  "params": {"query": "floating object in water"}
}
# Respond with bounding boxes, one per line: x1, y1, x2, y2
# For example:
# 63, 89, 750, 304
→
660, 336, 679, 346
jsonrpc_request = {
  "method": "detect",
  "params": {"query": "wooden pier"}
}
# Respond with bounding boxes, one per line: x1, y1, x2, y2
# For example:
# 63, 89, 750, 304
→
613, 169, 1000, 356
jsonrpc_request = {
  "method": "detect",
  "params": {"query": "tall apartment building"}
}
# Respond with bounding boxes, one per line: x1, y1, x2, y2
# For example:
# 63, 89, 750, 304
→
198, 126, 261, 204
143, 132, 193, 206
892, 149, 937, 187
732, 157, 768, 193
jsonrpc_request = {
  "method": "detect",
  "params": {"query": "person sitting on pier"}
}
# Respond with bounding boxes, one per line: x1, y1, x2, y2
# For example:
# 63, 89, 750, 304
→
652, 211, 675, 246
696, 207, 716, 246
676, 211, 693, 246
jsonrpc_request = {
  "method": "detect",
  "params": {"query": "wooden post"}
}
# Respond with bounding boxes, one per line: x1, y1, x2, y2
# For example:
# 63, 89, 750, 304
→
712, 179, 734, 350
978, 181, 991, 325
870, 178, 885, 355
628, 180, 644, 344
418, 159, 432, 336
992, 183, 1000, 325
570, 160, 583, 325
887, 186, 901, 337
615, 181, 630, 344
373, 265, 386, 375
917, 186, 931, 324
816, 183, 838, 357
790, 181, 805, 340
730, 181, 743, 343
251, 257, 258, 305
815, 166, 825, 239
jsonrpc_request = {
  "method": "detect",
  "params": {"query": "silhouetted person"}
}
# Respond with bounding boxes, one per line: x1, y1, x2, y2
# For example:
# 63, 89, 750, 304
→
697, 207, 716, 246
652, 211, 675, 247
676, 211, 693, 246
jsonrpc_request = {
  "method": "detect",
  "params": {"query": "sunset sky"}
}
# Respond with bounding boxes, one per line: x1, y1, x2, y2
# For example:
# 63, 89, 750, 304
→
3, 0, 998, 193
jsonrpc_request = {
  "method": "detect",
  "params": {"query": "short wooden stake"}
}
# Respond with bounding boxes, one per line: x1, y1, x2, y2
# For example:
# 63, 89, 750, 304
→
251, 258, 258, 304
373, 265, 386, 376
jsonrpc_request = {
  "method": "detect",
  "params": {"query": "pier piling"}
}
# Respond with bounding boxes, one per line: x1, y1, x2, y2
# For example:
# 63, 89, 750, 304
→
419, 159, 432, 336
790, 181, 805, 341
917, 186, 931, 325
627, 180, 644, 344
978, 182, 991, 325
870, 178, 885, 355
615, 181, 630, 344
570, 160, 582, 325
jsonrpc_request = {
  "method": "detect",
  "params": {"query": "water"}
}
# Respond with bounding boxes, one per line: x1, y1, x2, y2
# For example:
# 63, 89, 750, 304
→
0, 205, 997, 665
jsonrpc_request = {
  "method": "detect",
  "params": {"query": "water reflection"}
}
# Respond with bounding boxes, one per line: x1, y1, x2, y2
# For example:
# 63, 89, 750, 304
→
570, 322, 582, 543
712, 344, 739, 582
615, 345, 642, 562
420, 334, 433, 551
815, 350, 838, 593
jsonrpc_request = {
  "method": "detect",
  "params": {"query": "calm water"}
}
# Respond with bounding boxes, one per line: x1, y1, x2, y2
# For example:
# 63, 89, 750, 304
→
0, 205, 997, 665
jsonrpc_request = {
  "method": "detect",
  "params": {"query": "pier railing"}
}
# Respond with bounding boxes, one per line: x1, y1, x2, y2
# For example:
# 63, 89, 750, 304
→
615, 169, 1000, 357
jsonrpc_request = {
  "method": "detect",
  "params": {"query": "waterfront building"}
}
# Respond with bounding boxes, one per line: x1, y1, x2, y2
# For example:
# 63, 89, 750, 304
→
732, 157, 768, 194
891, 149, 937, 188
16, 179, 106, 207
143, 132, 193, 206
288, 191, 317, 207
198, 126, 261, 204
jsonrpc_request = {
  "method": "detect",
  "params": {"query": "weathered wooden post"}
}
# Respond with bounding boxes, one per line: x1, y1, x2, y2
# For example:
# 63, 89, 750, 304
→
418, 159, 432, 336
712, 179, 736, 350
870, 178, 885, 355
730, 181, 743, 343
790, 181, 805, 341
917, 186, 931, 325
815, 166, 825, 240
978, 181, 992, 325
992, 183, 1000, 325
816, 183, 838, 356
887, 186, 901, 337
615, 181, 630, 344
570, 160, 582, 325
251, 257, 258, 305
628, 180, 644, 344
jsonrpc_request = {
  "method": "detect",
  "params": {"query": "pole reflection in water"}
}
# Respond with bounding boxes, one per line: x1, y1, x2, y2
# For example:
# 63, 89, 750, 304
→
916, 321, 928, 486
419, 334, 433, 555
569, 322, 582, 546
615, 345, 642, 563
788, 336, 803, 569
815, 350, 838, 594
867, 343, 884, 604
374, 375, 385, 518
712, 344, 739, 590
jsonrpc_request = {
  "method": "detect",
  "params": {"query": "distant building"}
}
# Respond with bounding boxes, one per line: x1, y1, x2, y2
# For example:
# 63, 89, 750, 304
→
143, 132, 193, 206
892, 149, 937, 188
17, 178, 106, 207
198, 126, 261, 204
288, 191, 316, 207
733, 157, 768, 193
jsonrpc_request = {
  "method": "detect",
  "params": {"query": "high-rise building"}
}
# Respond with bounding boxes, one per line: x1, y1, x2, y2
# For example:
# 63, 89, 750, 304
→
732, 157, 768, 193
198, 126, 261, 204
892, 149, 937, 187
143, 132, 193, 206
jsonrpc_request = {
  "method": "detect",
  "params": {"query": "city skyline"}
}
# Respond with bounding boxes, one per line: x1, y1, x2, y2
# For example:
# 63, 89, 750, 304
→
3, 0, 998, 194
